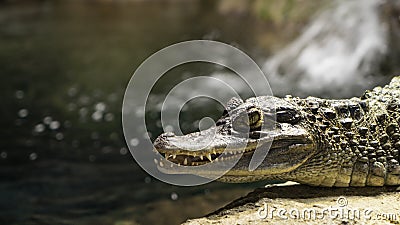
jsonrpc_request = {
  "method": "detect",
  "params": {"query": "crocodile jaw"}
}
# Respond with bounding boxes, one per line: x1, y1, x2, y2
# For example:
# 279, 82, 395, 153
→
153, 123, 316, 178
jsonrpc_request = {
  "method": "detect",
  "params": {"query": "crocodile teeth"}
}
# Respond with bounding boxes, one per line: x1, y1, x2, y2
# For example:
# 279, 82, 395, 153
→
159, 161, 164, 167
172, 154, 176, 159
206, 154, 212, 161
165, 154, 171, 159
200, 155, 204, 160
184, 158, 188, 165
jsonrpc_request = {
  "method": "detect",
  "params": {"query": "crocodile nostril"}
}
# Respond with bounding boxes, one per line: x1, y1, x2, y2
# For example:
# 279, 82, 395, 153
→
154, 132, 175, 149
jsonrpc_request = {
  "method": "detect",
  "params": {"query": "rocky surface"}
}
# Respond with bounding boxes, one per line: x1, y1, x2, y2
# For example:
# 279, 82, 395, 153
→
183, 182, 400, 225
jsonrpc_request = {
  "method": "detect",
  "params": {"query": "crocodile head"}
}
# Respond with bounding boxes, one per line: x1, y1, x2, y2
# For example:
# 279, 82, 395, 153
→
153, 96, 317, 182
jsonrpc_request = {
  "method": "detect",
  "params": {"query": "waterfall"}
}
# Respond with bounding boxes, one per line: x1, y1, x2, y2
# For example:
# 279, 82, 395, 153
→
263, 0, 388, 98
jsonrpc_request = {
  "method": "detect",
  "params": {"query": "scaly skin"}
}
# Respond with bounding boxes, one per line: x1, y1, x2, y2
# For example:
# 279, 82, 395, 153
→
154, 76, 400, 187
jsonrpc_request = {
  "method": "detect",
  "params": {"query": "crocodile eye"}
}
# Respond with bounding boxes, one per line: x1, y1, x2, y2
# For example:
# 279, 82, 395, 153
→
248, 108, 263, 128
232, 107, 263, 132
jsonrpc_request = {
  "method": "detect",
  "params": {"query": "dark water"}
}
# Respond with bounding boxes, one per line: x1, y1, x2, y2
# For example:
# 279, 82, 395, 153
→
1, 0, 399, 225
0, 1, 282, 224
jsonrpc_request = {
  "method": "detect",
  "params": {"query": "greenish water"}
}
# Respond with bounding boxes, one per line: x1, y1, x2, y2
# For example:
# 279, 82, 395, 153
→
0, 1, 281, 224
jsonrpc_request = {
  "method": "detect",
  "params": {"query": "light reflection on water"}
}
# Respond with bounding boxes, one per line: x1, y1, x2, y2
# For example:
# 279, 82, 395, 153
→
0, 1, 274, 224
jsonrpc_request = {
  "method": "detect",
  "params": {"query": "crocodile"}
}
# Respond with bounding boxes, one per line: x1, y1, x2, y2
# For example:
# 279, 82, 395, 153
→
153, 76, 400, 187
